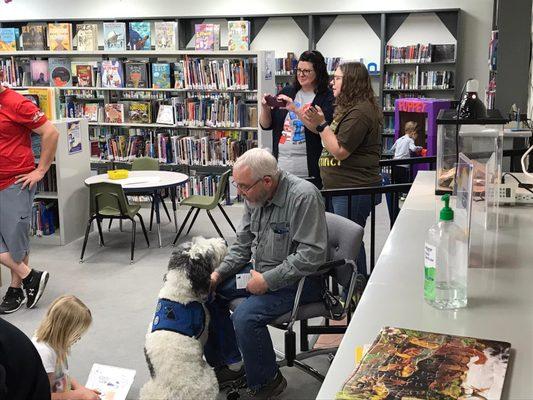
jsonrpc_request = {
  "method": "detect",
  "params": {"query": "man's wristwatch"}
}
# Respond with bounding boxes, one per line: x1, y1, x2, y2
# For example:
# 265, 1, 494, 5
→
316, 122, 328, 133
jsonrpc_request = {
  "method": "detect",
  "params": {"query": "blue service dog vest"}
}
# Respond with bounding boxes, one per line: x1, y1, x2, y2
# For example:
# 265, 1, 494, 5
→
151, 298, 206, 339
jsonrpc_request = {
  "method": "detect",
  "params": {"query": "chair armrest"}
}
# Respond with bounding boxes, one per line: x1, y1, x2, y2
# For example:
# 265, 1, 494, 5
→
286, 277, 306, 331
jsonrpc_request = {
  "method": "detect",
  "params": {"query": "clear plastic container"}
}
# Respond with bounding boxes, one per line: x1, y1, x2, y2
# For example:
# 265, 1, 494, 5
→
424, 195, 469, 309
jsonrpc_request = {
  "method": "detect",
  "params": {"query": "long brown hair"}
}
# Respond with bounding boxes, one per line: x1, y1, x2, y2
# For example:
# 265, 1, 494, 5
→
34, 295, 92, 367
333, 62, 382, 123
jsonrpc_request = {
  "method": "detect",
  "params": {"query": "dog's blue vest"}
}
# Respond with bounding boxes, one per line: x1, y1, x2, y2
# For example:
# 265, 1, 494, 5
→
151, 298, 205, 339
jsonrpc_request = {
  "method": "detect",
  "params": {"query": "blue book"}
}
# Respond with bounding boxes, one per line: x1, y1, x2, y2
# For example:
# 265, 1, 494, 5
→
0, 28, 19, 51
103, 22, 126, 51
48, 58, 72, 87
129, 21, 151, 50
151, 63, 171, 89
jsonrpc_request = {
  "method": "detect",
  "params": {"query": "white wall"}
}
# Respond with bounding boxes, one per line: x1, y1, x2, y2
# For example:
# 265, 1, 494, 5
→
0, 0, 493, 92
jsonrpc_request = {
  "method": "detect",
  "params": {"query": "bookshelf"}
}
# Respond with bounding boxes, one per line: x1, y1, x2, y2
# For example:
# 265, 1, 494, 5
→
31, 118, 91, 246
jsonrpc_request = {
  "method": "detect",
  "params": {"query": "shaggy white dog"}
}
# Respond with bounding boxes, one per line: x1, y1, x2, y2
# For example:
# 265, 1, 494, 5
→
140, 237, 228, 400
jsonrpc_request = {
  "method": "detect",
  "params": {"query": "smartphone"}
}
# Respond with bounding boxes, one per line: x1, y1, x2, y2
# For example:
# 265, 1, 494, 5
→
265, 95, 287, 108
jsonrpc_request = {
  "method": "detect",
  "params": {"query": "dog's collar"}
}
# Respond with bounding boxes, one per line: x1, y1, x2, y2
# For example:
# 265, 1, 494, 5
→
151, 298, 205, 339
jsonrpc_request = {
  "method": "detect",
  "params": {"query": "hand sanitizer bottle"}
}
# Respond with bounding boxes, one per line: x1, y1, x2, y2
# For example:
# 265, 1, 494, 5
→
424, 194, 468, 309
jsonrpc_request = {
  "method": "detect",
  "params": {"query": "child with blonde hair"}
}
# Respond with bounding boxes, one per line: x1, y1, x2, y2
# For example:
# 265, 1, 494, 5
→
390, 121, 423, 159
32, 295, 100, 400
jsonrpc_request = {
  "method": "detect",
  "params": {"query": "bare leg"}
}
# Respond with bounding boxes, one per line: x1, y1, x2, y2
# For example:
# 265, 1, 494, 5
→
0, 252, 31, 288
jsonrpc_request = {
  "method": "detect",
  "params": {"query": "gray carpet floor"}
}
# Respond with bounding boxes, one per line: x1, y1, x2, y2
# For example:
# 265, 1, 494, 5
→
1, 199, 391, 400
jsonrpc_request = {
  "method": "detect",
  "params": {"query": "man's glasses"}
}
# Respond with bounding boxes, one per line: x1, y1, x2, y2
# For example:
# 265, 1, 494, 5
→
231, 177, 263, 193
296, 68, 314, 77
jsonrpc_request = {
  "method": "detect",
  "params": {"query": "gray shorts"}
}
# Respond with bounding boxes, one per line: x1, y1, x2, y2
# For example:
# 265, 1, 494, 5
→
0, 182, 36, 263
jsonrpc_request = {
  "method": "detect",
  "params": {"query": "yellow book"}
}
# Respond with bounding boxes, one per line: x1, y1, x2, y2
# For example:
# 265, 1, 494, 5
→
27, 87, 56, 120
48, 23, 72, 51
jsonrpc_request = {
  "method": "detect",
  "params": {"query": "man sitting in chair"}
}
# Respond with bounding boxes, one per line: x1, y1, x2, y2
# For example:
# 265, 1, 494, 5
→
205, 147, 327, 399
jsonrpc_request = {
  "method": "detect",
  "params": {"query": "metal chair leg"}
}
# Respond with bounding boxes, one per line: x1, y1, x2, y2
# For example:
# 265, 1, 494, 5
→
300, 319, 309, 351
186, 208, 201, 235
108, 218, 113, 231
80, 216, 94, 262
206, 209, 225, 240
96, 217, 105, 246
159, 193, 172, 222
149, 196, 155, 231
172, 207, 194, 245
218, 203, 236, 232
130, 219, 136, 264
137, 213, 150, 247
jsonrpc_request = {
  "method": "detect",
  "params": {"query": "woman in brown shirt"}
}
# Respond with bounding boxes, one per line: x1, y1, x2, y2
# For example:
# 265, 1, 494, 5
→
303, 62, 383, 276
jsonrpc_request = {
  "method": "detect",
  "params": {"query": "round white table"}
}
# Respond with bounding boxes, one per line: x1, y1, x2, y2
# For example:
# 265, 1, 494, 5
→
85, 170, 189, 247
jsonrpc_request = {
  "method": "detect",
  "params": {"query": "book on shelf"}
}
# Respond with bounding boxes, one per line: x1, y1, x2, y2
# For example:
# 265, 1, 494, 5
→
83, 103, 100, 122
31, 201, 57, 237
154, 21, 178, 51
75, 23, 99, 51
180, 58, 255, 90
104, 103, 125, 123
227, 20, 250, 51
384, 68, 454, 90
124, 61, 150, 88
151, 63, 172, 89
103, 22, 127, 51
0, 28, 20, 51
21, 24, 47, 51
156, 104, 175, 125
101, 60, 124, 88
27, 87, 57, 119
128, 101, 151, 123
275, 52, 297, 75
194, 24, 220, 51
75, 64, 94, 87
337, 326, 511, 400
47, 23, 73, 51
129, 21, 151, 50
30, 60, 50, 86
173, 62, 185, 89
48, 58, 72, 87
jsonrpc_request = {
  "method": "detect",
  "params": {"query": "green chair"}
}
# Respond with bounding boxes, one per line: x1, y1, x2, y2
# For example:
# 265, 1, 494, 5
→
80, 181, 150, 264
172, 169, 235, 244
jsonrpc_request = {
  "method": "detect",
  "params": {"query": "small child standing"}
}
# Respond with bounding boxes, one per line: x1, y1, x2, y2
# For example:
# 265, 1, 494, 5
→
390, 121, 423, 160
32, 295, 100, 400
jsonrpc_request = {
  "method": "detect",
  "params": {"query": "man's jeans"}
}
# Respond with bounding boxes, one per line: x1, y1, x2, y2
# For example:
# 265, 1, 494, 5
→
204, 263, 323, 390
331, 193, 381, 277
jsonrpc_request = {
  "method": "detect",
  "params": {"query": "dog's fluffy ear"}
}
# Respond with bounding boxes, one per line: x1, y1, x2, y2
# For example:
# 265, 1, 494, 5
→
186, 253, 213, 297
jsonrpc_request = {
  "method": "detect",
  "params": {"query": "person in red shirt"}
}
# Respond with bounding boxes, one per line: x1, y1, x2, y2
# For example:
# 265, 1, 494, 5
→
0, 72, 59, 314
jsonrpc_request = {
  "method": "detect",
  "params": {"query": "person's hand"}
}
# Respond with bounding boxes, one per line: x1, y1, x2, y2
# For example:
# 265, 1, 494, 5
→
15, 169, 45, 190
71, 386, 100, 400
246, 270, 268, 295
303, 105, 326, 128
277, 94, 296, 112
210, 271, 221, 293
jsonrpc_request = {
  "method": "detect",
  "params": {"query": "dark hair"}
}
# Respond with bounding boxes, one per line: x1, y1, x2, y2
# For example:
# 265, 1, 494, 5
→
334, 62, 382, 123
293, 50, 330, 94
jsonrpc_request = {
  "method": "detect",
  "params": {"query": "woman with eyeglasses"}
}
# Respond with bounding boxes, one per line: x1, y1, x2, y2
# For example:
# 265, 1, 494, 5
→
303, 62, 383, 277
259, 50, 334, 189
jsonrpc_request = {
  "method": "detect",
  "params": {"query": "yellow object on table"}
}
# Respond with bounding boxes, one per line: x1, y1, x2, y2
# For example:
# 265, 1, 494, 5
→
107, 169, 129, 180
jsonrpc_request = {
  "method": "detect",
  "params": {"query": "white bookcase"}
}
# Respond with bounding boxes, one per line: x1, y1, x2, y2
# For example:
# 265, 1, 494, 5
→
32, 118, 91, 245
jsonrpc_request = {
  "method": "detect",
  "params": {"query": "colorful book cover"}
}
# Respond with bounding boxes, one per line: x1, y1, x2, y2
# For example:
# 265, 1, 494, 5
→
27, 88, 55, 120
22, 24, 46, 50
128, 102, 151, 123
129, 21, 151, 50
48, 58, 72, 87
227, 21, 250, 51
85, 363, 136, 400
103, 22, 126, 51
173, 61, 185, 89
151, 63, 171, 89
194, 24, 220, 51
154, 21, 177, 51
124, 61, 149, 88
0, 28, 19, 51
76, 64, 93, 87
76, 23, 98, 51
30, 60, 50, 86
337, 327, 511, 400
48, 23, 72, 51
101, 60, 124, 88
83, 103, 99, 122
104, 103, 125, 123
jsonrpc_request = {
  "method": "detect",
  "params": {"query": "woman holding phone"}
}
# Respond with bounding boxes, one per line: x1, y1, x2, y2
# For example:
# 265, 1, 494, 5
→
303, 62, 383, 277
259, 50, 334, 188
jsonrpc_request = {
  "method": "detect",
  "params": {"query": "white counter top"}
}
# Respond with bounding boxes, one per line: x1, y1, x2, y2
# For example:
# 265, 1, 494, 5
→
317, 171, 533, 400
